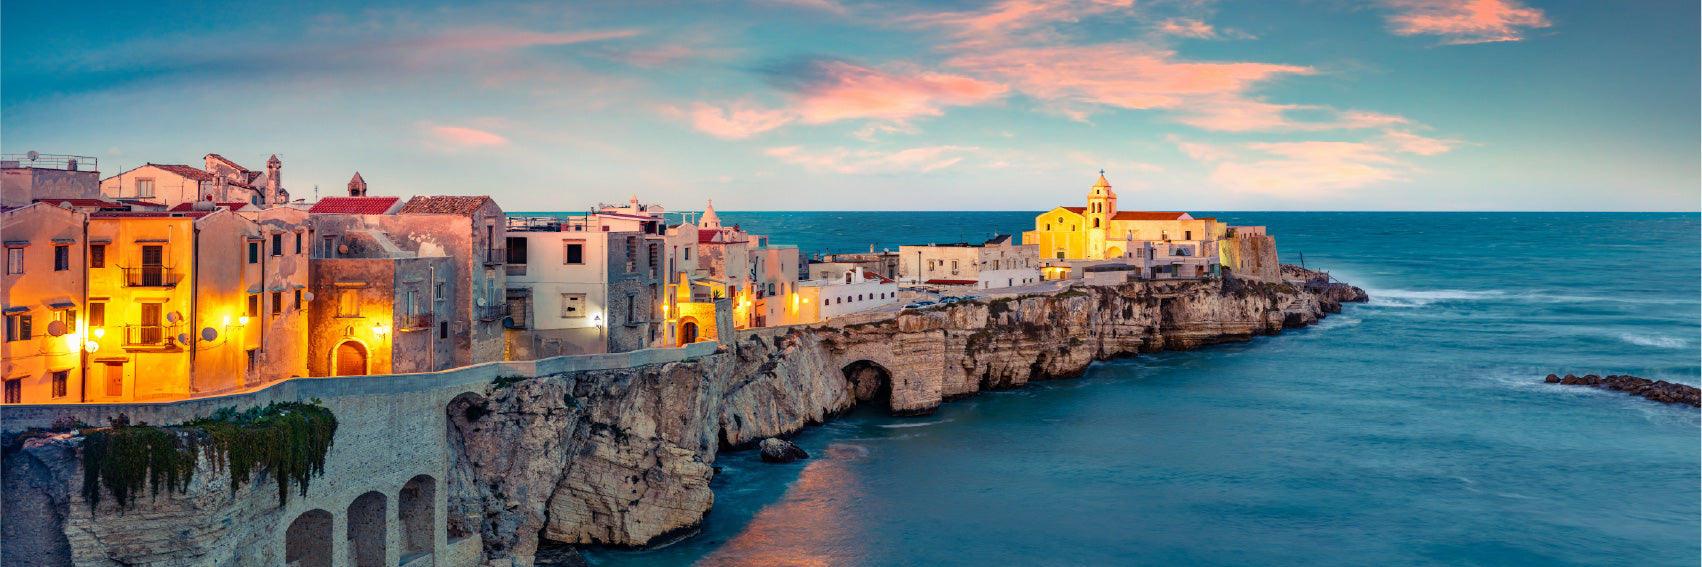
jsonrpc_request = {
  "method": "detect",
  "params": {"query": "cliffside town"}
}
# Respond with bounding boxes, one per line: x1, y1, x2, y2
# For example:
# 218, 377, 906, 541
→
3, 271, 1366, 567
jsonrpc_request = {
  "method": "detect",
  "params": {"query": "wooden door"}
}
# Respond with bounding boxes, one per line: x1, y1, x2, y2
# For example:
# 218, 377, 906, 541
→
335, 341, 367, 376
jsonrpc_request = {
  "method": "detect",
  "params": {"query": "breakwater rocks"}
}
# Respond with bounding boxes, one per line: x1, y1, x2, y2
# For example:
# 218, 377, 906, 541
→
1545, 374, 1701, 407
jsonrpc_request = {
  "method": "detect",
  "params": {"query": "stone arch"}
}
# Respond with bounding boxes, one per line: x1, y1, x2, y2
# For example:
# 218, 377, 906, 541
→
398, 475, 436, 562
285, 509, 334, 567
841, 360, 893, 408
347, 491, 386, 567
1106, 246, 1123, 258
333, 339, 369, 376
678, 317, 701, 347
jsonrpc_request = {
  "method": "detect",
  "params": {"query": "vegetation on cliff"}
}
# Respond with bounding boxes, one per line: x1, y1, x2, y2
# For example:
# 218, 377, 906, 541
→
79, 401, 337, 510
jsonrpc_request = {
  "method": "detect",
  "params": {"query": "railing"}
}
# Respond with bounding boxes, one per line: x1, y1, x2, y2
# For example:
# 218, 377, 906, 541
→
409, 313, 435, 329
1, 153, 97, 172
122, 325, 172, 347
120, 266, 183, 287
478, 303, 511, 322
484, 246, 505, 265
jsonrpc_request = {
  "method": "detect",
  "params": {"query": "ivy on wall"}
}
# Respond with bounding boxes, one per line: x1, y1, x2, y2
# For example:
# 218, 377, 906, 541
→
79, 401, 338, 511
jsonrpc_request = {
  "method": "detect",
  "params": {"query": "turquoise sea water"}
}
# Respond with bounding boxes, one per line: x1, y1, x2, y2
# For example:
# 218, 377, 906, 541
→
578, 212, 1701, 567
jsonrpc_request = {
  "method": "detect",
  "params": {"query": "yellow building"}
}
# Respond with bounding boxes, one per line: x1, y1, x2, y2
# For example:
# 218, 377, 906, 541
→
1022, 173, 1227, 262
1, 203, 89, 404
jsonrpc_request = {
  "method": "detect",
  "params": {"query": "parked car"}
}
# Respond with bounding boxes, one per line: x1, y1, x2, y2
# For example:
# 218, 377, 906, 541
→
939, 296, 960, 303
902, 303, 925, 309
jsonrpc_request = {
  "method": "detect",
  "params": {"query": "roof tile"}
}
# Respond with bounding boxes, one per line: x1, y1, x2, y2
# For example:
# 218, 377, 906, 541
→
309, 196, 401, 215
398, 195, 493, 215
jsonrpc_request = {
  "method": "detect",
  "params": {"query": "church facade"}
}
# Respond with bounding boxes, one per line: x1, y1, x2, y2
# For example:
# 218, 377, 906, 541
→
1022, 174, 1226, 262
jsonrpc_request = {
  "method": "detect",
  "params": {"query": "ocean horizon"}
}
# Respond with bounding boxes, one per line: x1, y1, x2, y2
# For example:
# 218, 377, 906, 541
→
576, 210, 1701, 567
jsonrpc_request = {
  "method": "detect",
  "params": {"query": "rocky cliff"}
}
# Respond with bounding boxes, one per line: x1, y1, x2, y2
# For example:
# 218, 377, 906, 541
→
3, 271, 1364, 567
448, 271, 1363, 565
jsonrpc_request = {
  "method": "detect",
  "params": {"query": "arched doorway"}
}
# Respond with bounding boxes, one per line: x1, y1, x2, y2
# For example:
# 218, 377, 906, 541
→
285, 509, 334, 567
1106, 246, 1123, 259
398, 475, 436, 562
841, 360, 892, 409
334, 340, 368, 376
348, 491, 386, 567
678, 317, 700, 347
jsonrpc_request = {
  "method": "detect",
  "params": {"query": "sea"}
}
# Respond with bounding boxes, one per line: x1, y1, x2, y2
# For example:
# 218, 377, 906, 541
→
572, 212, 1701, 567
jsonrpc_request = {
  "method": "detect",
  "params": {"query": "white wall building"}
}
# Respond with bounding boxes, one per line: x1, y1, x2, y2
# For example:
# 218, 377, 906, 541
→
899, 235, 1041, 290
793, 267, 899, 322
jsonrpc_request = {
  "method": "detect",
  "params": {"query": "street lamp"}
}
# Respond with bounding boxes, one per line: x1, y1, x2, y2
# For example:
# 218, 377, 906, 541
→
592, 313, 604, 353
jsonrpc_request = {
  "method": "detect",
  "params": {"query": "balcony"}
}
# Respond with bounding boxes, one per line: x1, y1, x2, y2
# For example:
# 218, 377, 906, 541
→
478, 303, 511, 322
122, 324, 176, 348
120, 266, 183, 288
408, 313, 435, 329
484, 246, 506, 266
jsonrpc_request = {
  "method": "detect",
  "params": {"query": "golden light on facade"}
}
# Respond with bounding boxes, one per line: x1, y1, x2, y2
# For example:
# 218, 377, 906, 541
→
372, 321, 388, 336
238, 316, 250, 326
92, 327, 106, 339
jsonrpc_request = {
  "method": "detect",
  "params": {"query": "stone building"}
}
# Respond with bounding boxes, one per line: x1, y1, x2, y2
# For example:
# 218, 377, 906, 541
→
0, 203, 89, 404
99, 153, 288, 209
1021, 173, 1228, 280
395, 195, 508, 367
502, 197, 669, 358
899, 235, 1041, 290
2, 152, 101, 209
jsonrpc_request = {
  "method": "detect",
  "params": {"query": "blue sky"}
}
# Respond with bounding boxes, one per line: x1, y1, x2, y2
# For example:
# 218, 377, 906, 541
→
4, 0, 1696, 211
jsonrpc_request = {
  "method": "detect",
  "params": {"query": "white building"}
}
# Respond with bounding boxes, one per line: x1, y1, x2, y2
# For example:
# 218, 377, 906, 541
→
794, 267, 899, 322
899, 235, 1042, 290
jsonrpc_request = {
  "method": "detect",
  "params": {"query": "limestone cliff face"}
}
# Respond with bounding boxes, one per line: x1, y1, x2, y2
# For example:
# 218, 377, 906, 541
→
456, 274, 1364, 562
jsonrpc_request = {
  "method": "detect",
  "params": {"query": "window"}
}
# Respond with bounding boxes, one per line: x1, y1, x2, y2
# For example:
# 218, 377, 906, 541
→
435, 282, 445, 301
1185, 231, 1192, 240
89, 303, 106, 327
507, 237, 528, 264
295, 233, 303, 254
439, 320, 449, 339
294, 290, 302, 310
405, 291, 417, 318
136, 178, 155, 198
649, 244, 659, 278
684, 246, 692, 260
52, 371, 68, 398
338, 290, 359, 317
246, 349, 258, 373
625, 237, 637, 273
90, 245, 105, 268
322, 236, 337, 257
561, 294, 585, 318
248, 294, 260, 317
54, 309, 76, 334
6, 248, 22, 274
1046, 224, 1051, 230
3, 379, 17, 404
563, 240, 585, 265
272, 234, 283, 256
6, 314, 31, 341
271, 292, 282, 314
1093, 219, 1100, 228
53, 246, 69, 271
248, 242, 260, 264
626, 293, 636, 323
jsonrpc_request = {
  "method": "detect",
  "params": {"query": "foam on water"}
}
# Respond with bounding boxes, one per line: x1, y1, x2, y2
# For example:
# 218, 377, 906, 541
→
1618, 333, 1690, 349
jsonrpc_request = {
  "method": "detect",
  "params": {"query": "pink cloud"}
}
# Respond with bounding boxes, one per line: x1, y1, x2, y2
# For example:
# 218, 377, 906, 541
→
398, 28, 642, 51
1157, 18, 1216, 39
791, 61, 1007, 124
1209, 141, 1405, 198
1382, 0, 1551, 44
430, 125, 508, 147
765, 145, 979, 174
1174, 97, 1411, 132
675, 102, 796, 139
909, 0, 1134, 45
947, 45, 1311, 118
1379, 129, 1462, 155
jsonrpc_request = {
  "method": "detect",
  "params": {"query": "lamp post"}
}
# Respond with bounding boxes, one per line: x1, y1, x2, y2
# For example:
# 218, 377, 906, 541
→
592, 313, 604, 353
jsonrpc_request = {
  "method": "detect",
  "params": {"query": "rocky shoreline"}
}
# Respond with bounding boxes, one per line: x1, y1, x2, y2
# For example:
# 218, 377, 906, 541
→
1545, 374, 1701, 407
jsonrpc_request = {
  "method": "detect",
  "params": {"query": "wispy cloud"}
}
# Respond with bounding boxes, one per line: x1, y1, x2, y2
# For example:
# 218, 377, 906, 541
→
909, 0, 1134, 46
670, 101, 796, 140
762, 0, 850, 15
1156, 18, 1217, 39
678, 59, 1006, 138
1381, 0, 1551, 45
428, 125, 509, 148
1180, 129, 1463, 198
765, 145, 979, 174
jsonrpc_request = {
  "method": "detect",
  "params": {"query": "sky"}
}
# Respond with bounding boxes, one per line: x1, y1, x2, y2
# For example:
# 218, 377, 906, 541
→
3, 0, 1697, 212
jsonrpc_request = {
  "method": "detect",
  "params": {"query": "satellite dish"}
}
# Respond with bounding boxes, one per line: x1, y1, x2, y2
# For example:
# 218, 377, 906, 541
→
85, 341, 99, 353
337, 244, 349, 254
166, 312, 182, 323
201, 327, 219, 342
26, 151, 39, 161
477, 297, 486, 306
46, 321, 66, 336
302, 291, 315, 301
178, 333, 191, 344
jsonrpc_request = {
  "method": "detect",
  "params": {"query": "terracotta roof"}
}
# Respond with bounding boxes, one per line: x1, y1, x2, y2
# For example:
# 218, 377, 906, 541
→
698, 229, 721, 243
227, 179, 257, 189
116, 199, 164, 206
864, 272, 894, 283
1112, 211, 1189, 221
309, 196, 401, 215
206, 154, 247, 171
36, 198, 128, 209
1061, 207, 1086, 214
148, 164, 216, 181
398, 195, 493, 215
924, 279, 978, 285
168, 202, 251, 212
90, 211, 212, 219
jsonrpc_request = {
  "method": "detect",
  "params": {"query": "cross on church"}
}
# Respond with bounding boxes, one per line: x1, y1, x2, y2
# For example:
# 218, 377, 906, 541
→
1099, 169, 1105, 176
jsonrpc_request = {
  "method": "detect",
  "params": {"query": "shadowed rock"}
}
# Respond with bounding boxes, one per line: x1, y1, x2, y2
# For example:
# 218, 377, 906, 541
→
1545, 373, 1700, 407
759, 438, 809, 463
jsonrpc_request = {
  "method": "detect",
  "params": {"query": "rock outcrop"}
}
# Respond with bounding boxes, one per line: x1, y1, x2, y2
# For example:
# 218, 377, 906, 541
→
1545, 374, 1701, 407
759, 438, 809, 463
